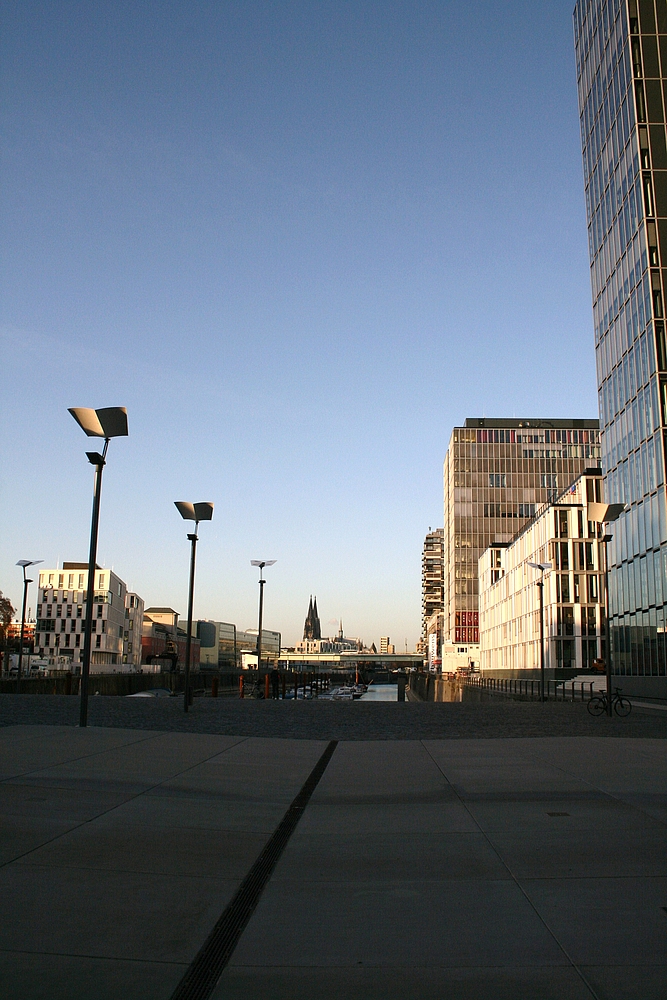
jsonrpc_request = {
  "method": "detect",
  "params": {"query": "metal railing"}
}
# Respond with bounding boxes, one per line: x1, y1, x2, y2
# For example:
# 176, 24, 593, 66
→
465, 675, 598, 702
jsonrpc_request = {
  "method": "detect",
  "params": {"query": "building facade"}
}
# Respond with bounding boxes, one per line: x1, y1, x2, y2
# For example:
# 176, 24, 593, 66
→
421, 528, 444, 645
479, 471, 607, 677
443, 418, 601, 647
574, 0, 667, 695
35, 563, 137, 672
123, 593, 144, 671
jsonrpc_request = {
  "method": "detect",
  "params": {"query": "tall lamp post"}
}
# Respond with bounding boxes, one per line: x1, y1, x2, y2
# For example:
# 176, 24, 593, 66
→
69, 406, 128, 728
175, 502, 214, 712
528, 561, 552, 701
251, 560, 276, 675
588, 502, 626, 716
15, 560, 43, 691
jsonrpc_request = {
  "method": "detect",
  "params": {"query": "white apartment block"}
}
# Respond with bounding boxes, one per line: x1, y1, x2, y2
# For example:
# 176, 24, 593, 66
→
35, 563, 142, 673
479, 471, 606, 677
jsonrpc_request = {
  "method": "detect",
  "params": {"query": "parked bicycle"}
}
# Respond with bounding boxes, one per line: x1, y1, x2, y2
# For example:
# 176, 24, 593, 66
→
587, 687, 632, 717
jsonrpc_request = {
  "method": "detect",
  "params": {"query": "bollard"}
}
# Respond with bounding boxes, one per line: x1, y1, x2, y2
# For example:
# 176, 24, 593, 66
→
239, 675, 244, 699
265, 674, 270, 699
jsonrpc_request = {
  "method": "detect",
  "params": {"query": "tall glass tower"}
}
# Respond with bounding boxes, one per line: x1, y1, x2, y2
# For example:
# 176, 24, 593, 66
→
574, 0, 667, 694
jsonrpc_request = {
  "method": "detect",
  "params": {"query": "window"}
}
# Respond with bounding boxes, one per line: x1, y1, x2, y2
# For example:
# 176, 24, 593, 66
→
71, 621, 76, 632
60, 621, 66, 632
587, 575, 599, 602
78, 574, 85, 588
573, 575, 580, 602
97, 605, 103, 618
555, 542, 569, 570
541, 474, 557, 488
76, 606, 82, 618
64, 634, 70, 647
68, 574, 74, 588
56, 605, 61, 618
101, 621, 106, 633
58, 574, 64, 588
95, 635, 101, 648
98, 574, 104, 589
489, 474, 507, 488
75, 634, 80, 647
66, 605, 72, 618
557, 574, 570, 603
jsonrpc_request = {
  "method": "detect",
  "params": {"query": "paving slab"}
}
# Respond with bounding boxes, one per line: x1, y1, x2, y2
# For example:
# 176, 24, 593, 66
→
1, 724, 665, 999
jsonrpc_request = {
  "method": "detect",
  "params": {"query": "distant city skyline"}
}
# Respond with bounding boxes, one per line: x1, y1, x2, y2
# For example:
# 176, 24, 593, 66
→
1, 2, 597, 646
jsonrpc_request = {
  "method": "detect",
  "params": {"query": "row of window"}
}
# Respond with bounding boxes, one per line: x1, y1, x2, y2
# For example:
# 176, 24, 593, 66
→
594, 228, 645, 334
483, 504, 538, 519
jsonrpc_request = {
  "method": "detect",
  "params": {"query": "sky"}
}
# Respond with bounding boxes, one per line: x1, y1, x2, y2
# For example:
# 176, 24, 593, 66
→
0, 0, 597, 648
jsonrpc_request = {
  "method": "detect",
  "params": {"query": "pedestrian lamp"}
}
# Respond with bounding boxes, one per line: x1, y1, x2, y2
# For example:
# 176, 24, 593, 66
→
527, 562, 552, 702
250, 561, 276, 675
15, 560, 43, 691
587, 502, 626, 716
69, 406, 128, 728
175, 501, 214, 712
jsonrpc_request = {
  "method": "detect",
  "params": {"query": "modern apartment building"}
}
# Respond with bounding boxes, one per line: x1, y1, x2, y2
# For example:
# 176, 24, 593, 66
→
35, 563, 137, 672
574, 0, 667, 695
123, 593, 144, 671
421, 528, 444, 644
479, 470, 607, 676
443, 418, 601, 645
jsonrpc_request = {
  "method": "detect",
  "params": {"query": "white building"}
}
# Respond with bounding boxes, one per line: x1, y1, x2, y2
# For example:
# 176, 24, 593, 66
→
478, 470, 606, 677
35, 563, 142, 673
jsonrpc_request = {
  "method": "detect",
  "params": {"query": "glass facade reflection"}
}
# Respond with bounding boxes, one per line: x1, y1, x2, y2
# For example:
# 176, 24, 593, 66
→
574, 0, 667, 688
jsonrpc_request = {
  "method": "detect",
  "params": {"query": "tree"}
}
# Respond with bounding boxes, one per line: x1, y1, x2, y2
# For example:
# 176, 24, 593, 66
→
0, 592, 14, 644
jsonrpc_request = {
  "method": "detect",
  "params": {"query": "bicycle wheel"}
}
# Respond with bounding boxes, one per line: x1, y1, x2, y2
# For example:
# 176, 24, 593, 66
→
614, 697, 632, 717
587, 697, 605, 716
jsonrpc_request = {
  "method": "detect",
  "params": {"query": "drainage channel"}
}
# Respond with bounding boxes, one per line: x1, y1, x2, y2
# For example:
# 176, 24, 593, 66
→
169, 739, 338, 1000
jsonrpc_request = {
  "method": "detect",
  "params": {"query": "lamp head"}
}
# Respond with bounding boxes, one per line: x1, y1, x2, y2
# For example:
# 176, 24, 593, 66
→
587, 502, 626, 523
175, 501, 214, 522
528, 561, 552, 571
251, 560, 276, 568
69, 407, 128, 438
17, 560, 43, 568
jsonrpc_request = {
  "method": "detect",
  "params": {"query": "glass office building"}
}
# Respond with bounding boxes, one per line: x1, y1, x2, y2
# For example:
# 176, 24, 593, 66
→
574, 0, 667, 693
443, 418, 600, 645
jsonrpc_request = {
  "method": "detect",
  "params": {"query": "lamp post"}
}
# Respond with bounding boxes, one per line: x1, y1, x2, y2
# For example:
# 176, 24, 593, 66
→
69, 407, 128, 728
175, 502, 214, 712
15, 560, 43, 691
528, 561, 552, 701
251, 561, 276, 676
588, 502, 626, 716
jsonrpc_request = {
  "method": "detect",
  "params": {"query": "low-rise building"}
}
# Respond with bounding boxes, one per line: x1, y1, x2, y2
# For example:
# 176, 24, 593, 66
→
141, 607, 200, 673
35, 563, 139, 673
479, 469, 606, 678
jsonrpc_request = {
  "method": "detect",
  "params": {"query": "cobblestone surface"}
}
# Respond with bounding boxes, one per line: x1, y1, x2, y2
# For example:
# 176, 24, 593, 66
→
1, 694, 666, 739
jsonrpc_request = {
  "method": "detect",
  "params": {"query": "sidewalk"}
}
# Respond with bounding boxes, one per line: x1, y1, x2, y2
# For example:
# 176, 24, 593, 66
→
0, 724, 665, 999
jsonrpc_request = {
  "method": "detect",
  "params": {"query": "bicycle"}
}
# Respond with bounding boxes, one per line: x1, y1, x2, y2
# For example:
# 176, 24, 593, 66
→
587, 687, 632, 717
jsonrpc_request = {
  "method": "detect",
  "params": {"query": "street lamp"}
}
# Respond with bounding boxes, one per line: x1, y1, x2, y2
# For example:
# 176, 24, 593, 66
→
175, 501, 214, 712
588, 502, 626, 716
250, 561, 276, 675
69, 406, 128, 728
15, 560, 43, 691
528, 561, 552, 701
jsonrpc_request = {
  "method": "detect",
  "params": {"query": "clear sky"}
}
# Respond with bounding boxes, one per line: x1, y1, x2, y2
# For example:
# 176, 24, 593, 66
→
0, 1, 597, 648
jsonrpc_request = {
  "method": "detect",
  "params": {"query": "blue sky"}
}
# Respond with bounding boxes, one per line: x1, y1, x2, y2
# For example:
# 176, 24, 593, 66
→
0, 1, 597, 647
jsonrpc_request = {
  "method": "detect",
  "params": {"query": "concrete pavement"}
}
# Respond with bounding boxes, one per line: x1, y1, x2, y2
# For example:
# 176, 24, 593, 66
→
0, 724, 665, 998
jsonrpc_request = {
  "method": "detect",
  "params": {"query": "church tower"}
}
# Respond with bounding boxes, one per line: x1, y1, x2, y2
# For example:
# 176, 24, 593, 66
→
303, 596, 322, 641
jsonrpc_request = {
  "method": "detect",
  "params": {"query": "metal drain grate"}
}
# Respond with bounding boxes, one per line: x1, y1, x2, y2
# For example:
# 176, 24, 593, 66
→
169, 739, 338, 1000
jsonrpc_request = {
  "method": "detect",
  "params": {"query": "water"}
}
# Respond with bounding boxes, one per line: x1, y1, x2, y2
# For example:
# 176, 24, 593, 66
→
359, 683, 398, 702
